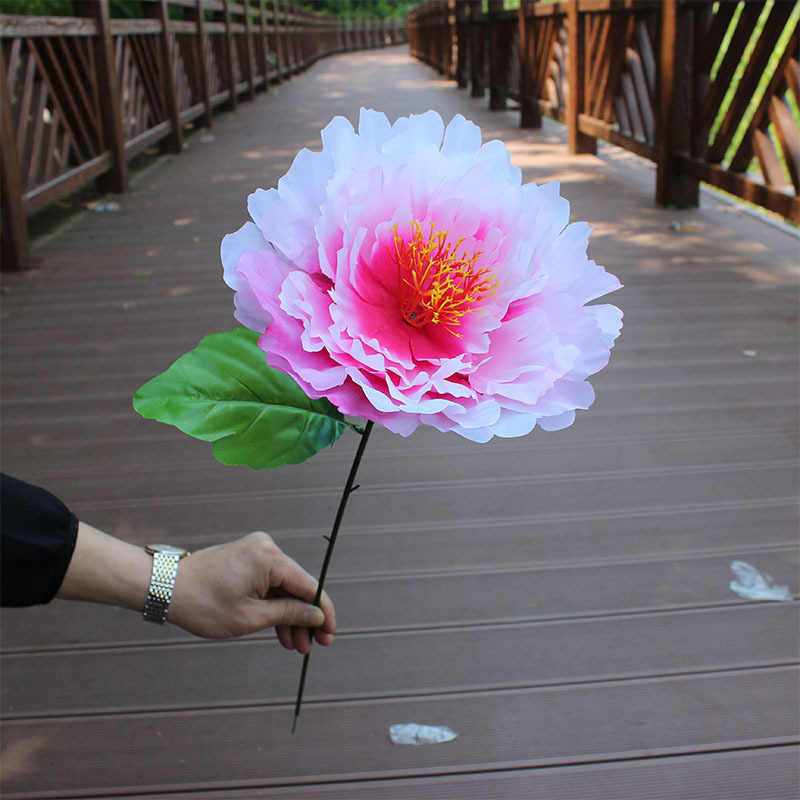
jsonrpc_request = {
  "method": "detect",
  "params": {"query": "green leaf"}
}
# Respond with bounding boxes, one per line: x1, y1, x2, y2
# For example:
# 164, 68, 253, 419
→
133, 328, 347, 469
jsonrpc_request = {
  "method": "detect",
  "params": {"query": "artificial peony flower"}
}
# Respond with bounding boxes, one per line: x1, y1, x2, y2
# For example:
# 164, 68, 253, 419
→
221, 108, 622, 443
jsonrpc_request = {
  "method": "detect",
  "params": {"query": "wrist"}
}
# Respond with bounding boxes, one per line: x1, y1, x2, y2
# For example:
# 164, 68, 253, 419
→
57, 522, 152, 612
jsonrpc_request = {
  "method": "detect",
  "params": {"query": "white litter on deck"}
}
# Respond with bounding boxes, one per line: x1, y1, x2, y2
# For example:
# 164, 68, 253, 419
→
729, 560, 792, 601
389, 723, 458, 745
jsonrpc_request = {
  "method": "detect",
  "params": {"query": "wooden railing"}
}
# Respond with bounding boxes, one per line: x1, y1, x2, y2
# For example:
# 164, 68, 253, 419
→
0, 0, 407, 271
409, 0, 800, 223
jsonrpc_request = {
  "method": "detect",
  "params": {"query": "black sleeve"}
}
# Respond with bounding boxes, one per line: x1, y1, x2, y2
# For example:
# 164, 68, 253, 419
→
1, 474, 79, 607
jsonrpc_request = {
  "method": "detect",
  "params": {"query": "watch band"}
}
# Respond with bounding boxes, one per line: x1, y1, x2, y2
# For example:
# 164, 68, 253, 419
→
143, 546, 188, 624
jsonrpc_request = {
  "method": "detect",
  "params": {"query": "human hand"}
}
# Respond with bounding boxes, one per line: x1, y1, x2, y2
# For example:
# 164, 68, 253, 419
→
168, 531, 336, 651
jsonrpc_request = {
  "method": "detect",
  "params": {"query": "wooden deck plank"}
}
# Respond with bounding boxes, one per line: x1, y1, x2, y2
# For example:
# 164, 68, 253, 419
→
0, 458, 794, 557
4, 419, 799, 504
3, 605, 798, 718
132, 747, 800, 800
2, 374, 798, 430
1, 667, 797, 797
2, 548, 797, 652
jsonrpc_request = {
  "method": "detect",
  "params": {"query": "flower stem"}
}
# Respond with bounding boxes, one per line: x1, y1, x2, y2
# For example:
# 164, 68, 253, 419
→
291, 419, 374, 733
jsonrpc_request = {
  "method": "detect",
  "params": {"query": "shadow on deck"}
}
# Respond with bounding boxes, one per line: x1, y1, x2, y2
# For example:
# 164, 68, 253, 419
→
1, 45, 798, 799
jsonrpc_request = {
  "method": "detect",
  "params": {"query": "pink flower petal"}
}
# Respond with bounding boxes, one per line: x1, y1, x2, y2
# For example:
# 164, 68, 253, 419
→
223, 109, 622, 441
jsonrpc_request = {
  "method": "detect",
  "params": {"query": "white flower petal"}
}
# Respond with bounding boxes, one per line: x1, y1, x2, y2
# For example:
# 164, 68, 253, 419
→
220, 221, 267, 288
538, 409, 577, 431
476, 139, 519, 184
358, 107, 392, 150
441, 114, 482, 157
247, 188, 278, 232
321, 115, 378, 172
399, 110, 445, 150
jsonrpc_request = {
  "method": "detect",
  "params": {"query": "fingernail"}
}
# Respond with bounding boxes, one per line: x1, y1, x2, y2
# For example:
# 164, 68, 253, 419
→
303, 605, 325, 627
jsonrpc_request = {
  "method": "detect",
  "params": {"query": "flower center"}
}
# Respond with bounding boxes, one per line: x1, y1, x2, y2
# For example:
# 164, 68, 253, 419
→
391, 220, 498, 336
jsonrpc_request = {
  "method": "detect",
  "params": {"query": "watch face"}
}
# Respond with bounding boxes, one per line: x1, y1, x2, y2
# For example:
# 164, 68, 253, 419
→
146, 544, 188, 556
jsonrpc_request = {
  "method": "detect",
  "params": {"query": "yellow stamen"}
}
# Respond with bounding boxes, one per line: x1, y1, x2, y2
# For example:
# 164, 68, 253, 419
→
390, 220, 498, 337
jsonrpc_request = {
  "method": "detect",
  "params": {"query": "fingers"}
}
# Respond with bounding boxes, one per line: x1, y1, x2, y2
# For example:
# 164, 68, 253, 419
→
275, 623, 334, 653
265, 596, 331, 654
267, 596, 324, 629
232, 532, 339, 649
267, 550, 337, 636
314, 627, 335, 647
276, 624, 294, 650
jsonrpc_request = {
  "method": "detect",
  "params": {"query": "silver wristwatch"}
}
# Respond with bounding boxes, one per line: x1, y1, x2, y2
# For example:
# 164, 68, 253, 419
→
143, 544, 189, 624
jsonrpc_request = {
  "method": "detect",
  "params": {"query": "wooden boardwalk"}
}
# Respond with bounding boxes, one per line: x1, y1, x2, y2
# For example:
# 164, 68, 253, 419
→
1, 45, 798, 799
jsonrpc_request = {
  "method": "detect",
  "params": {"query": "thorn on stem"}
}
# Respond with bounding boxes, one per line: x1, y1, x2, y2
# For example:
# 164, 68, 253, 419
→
350, 484, 360, 493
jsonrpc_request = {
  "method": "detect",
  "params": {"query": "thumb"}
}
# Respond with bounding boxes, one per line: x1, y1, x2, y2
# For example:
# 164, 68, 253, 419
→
266, 598, 325, 629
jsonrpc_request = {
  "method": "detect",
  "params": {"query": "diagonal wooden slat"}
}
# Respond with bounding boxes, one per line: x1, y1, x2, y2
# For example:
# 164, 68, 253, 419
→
753, 127, 790, 190
634, 18, 656, 101
620, 70, 641, 139
13, 46, 36, 156
4, 36, 22, 89
587, 13, 611, 117
728, 26, 799, 173
626, 47, 654, 143
598, 10, 635, 124
52, 35, 99, 154
21, 41, 85, 175
125, 35, 157, 124
696, 0, 738, 76
768, 94, 800, 193
38, 36, 96, 159
24, 78, 47, 186
787, 57, 800, 109
40, 92, 60, 182
707, 1, 796, 164
700, 2, 764, 132
171, 33, 192, 112
589, 14, 614, 120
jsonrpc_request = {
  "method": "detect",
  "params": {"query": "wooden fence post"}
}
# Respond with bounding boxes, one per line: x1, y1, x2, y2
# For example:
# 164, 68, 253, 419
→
221, 0, 237, 110
655, 0, 698, 207
0, 47, 28, 271
76, 0, 128, 192
190, 0, 213, 127
444, 0, 455, 80
470, 0, 485, 98
278, 1, 293, 75
455, 0, 468, 88
269, 0, 283, 82
567, 0, 595, 154
488, 0, 505, 110
147, 0, 183, 152
257, 0, 269, 90
242, 0, 255, 100
518, 0, 540, 128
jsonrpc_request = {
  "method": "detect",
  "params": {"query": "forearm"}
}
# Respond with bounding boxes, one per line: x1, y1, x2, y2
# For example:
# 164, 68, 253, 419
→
56, 521, 152, 613
53, 524, 335, 647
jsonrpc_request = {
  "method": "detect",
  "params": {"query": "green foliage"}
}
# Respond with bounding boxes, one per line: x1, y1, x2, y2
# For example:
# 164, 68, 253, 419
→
133, 328, 350, 470
0, 0, 73, 14
292, 0, 415, 19
0, 0, 182, 16
0, 0, 410, 19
